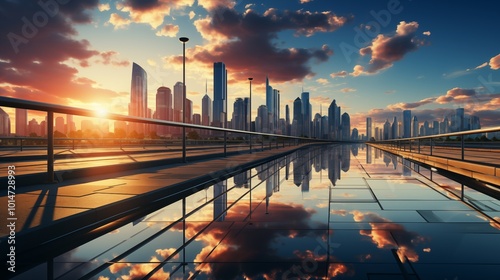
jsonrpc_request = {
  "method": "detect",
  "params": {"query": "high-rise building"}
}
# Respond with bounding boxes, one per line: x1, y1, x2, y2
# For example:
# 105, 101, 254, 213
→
383, 119, 391, 140
285, 105, 290, 136
293, 97, 302, 136
232, 98, 245, 130
351, 128, 359, 141
412, 116, 419, 137
403, 110, 411, 138
173, 82, 184, 123
328, 99, 340, 140
28, 118, 40, 136
341, 112, 350, 141
129, 62, 147, 135
155, 86, 172, 136
391, 116, 398, 139
0, 108, 11, 136
15, 108, 27, 136
256, 105, 269, 133
66, 114, 75, 134
301, 91, 311, 137
185, 98, 192, 123
213, 62, 227, 127
366, 117, 372, 140
55, 116, 65, 134
202, 94, 212, 126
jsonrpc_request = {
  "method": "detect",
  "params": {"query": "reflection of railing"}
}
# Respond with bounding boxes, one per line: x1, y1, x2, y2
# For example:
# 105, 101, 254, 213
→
368, 127, 500, 164
0, 96, 332, 182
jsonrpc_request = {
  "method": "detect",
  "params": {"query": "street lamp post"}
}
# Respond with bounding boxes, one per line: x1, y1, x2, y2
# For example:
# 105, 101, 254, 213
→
248, 77, 253, 153
179, 37, 189, 162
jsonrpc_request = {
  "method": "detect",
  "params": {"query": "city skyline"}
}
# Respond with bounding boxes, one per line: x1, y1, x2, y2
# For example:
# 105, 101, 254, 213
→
0, 1, 499, 135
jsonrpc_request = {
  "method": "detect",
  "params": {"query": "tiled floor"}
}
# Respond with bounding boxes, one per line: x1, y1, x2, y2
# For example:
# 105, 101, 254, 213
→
13, 144, 500, 280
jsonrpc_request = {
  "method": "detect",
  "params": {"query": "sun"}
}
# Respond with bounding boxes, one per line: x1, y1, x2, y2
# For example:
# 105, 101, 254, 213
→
93, 104, 108, 118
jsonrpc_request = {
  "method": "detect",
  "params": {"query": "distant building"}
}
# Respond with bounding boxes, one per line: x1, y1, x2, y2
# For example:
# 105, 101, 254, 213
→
155, 86, 172, 136
403, 110, 411, 138
15, 108, 27, 136
213, 62, 227, 127
366, 117, 372, 140
341, 112, 350, 141
412, 116, 419, 137
0, 108, 11, 136
129, 63, 148, 135
202, 93, 212, 126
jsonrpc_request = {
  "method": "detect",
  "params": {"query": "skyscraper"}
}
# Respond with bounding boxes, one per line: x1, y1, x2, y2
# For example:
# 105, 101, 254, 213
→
202, 93, 212, 126
383, 119, 391, 140
256, 105, 269, 133
173, 81, 184, 122
341, 112, 350, 141
403, 110, 411, 138
265, 76, 274, 131
391, 116, 398, 139
328, 99, 340, 140
66, 114, 75, 134
15, 108, 27, 136
129, 62, 147, 134
293, 97, 302, 136
155, 86, 172, 136
412, 116, 419, 137
285, 104, 290, 136
232, 98, 245, 130
0, 108, 11, 136
213, 62, 227, 127
366, 117, 372, 140
55, 116, 65, 134
301, 91, 311, 137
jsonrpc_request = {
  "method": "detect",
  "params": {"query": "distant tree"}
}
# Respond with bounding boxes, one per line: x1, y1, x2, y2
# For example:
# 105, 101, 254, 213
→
54, 130, 67, 138
29, 132, 38, 137
480, 135, 490, 141
187, 130, 200, 140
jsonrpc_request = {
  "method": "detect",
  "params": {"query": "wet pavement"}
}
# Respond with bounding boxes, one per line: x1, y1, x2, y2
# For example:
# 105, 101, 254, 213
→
10, 144, 500, 280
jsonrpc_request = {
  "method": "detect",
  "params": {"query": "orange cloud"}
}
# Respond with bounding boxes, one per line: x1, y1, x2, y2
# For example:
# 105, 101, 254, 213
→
489, 53, 500, 70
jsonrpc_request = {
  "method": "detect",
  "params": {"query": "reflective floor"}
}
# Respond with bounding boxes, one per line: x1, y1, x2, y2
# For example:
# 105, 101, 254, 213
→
14, 145, 500, 279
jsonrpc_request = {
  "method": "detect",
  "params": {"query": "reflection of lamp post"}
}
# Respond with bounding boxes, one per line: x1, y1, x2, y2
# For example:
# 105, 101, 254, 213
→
179, 37, 189, 162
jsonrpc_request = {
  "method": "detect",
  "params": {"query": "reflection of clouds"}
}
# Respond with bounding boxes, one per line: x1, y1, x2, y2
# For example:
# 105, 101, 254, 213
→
352, 211, 425, 262
107, 256, 170, 279
171, 201, 342, 279
155, 248, 179, 260
490, 217, 500, 230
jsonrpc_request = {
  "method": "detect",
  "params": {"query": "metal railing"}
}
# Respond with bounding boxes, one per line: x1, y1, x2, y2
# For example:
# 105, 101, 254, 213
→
368, 126, 500, 165
0, 96, 333, 182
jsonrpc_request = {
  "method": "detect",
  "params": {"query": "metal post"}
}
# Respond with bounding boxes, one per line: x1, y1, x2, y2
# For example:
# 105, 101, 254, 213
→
224, 131, 227, 157
261, 136, 264, 150
248, 77, 253, 153
418, 139, 420, 153
47, 111, 54, 182
461, 136, 465, 160
20, 139, 23, 151
179, 37, 189, 162
430, 138, 433, 156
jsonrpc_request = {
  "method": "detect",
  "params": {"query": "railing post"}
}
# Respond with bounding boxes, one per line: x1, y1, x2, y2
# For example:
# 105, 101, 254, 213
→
47, 111, 55, 182
249, 134, 252, 153
418, 139, 420, 153
72, 139, 75, 150
20, 139, 23, 151
461, 136, 465, 160
224, 131, 227, 157
261, 136, 264, 150
409, 139, 411, 152
430, 138, 433, 156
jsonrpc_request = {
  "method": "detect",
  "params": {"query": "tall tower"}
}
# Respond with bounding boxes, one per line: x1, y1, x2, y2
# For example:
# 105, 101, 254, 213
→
202, 93, 212, 126
341, 112, 350, 141
412, 116, 419, 137
301, 91, 310, 137
328, 99, 340, 140
129, 62, 147, 135
265, 76, 273, 131
155, 86, 172, 136
285, 104, 290, 136
366, 117, 372, 140
173, 82, 184, 122
0, 108, 11, 136
213, 62, 227, 127
15, 108, 27, 136
293, 97, 302, 136
403, 110, 411, 138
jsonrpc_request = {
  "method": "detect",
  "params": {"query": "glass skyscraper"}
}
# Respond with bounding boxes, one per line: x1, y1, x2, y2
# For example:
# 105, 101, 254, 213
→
213, 62, 227, 127
129, 62, 147, 134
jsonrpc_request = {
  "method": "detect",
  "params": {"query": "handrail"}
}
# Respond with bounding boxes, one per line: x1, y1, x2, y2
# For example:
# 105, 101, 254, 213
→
370, 126, 500, 142
0, 96, 334, 182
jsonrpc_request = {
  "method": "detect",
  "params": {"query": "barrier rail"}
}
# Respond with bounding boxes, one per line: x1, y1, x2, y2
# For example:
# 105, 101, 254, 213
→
0, 96, 333, 182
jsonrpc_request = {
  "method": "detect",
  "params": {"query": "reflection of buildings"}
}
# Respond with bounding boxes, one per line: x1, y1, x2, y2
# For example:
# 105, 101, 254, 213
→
234, 171, 249, 188
213, 181, 227, 222
402, 158, 412, 176
366, 145, 372, 164
327, 145, 351, 185
341, 145, 350, 172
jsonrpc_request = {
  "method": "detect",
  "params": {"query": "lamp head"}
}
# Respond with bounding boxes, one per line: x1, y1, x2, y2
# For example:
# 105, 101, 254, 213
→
179, 37, 189, 43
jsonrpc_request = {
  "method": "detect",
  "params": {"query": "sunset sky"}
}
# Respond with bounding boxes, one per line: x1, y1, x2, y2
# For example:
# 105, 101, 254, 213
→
1, 0, 499, 134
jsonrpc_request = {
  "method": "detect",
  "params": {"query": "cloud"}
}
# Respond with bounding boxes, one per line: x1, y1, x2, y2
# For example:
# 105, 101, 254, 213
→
474, 62, 488, 70
340, 87, 356, 93
422, 31, 431, 36
310, 95, 331, 105
189, 10, 196, 19
435, 87, 477, 104
98, 3, 110, 11
330, 70, 348, 78
351, 21, 427, 76
108, 13, 132, 29
164, 6, 349, 84
155, 24, 179, 37
489, 53, 500, 70
96, 51, 130, 66
116, 0, 195, 29
316, 78, 329, 85
386, 97, 436, 110
0, 0, 125, 106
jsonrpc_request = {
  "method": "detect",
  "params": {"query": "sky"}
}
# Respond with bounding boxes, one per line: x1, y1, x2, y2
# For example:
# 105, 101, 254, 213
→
1, 0, 499, 134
